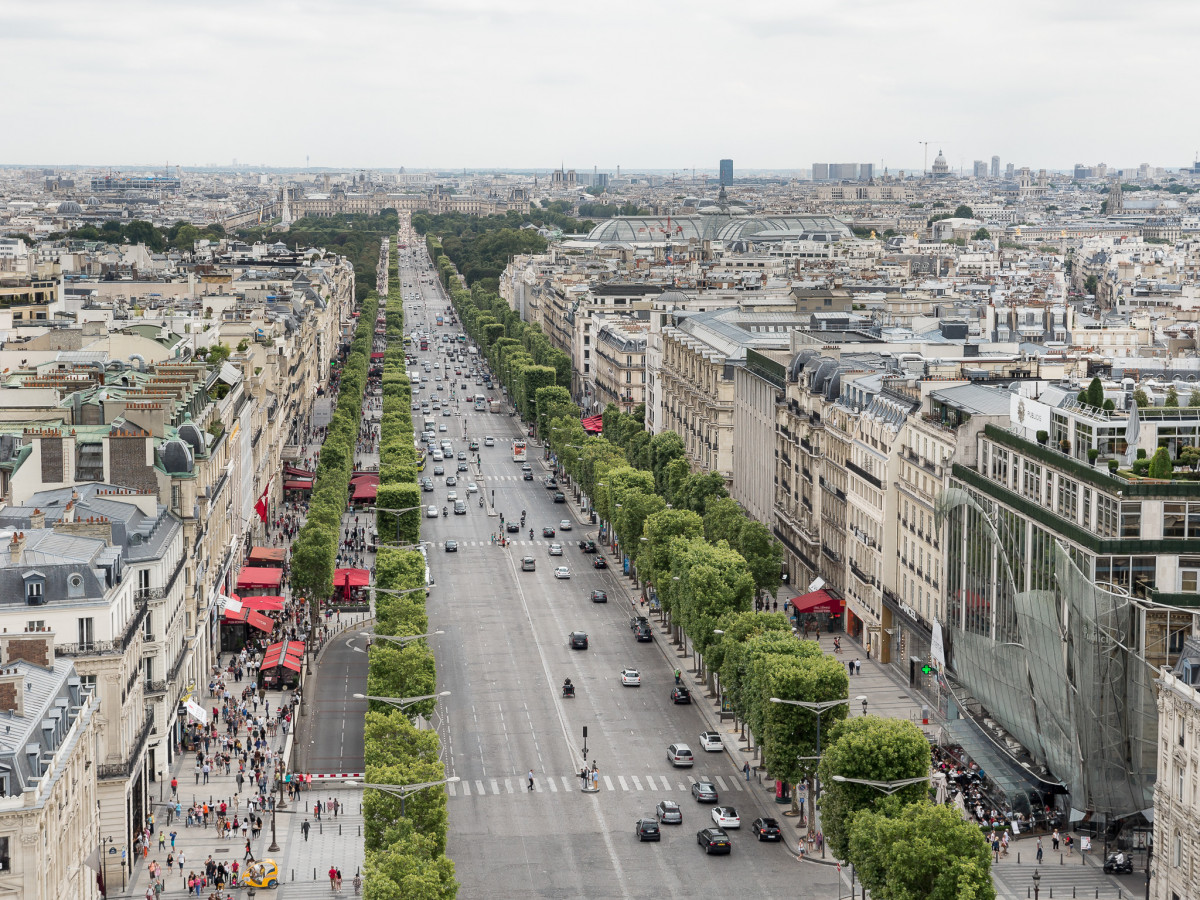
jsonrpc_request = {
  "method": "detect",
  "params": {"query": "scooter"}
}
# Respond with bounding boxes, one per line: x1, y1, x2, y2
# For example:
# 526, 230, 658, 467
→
562, 683, 575, 698
1102, 852, 1133, 875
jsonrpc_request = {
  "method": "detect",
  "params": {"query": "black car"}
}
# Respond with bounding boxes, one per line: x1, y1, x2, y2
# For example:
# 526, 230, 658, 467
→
568, 631, 588, 650
444, 540, 458, 552
506, 522, 520, 533
751, 817, 782, 841
635, 624, 654, 642
433, 465, 444, 476
691, 781, 718, 803
542, 526, 556, 538
630, 615, 649, 630
634, 818, 661, 842
671, 686, 692, 704
523, 471, 534, 481
579, 539, 597, 553
553, 492, 566, 503
656, 800, 682, 824
696, 827, 731, 855
590, 590, 608, 603
593, 557, 608, 569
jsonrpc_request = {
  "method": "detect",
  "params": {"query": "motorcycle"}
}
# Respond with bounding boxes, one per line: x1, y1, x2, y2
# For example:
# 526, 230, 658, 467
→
562, 683, 575, 698
1102, 852, 1133, 875
442, 507, 448, 518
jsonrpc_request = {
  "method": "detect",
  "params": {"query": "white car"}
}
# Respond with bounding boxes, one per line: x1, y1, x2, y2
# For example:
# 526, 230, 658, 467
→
711, 807, 740, 829
553, 566, 571, 579
425, 505, 439, 518
484, 436, 495, 446
620, 668, 641, 686
438, 424, 447, 432
698, 731, 724, 752
466, 482, 478, 494
446, 491, 458, 502
548, 543, 563, 556
559, 519, 573, 531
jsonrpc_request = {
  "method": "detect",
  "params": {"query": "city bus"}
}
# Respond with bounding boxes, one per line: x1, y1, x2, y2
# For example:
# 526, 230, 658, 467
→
474, 394, 487, 412
512, 440, 527, 463
419, 338, 428, 351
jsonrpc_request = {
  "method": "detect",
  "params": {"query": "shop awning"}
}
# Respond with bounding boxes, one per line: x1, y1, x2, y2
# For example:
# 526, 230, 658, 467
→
245, 609, 276, 633
789, 589, 845, 615
262, 639, 305, 672
284, 464, 314, 478
248, 547, 286, 565
283, 480, 313, 491
223, 605, 249, 624
335, 568, 370, 587
241, 595, 285, 612
351, 475, 379, 501
236, 567, 283, 589
371, 352, 385, 360
581, 414, 603, 434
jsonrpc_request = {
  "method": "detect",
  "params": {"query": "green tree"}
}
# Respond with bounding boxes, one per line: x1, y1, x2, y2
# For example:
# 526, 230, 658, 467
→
362, 842, 458, 900
817, 716, 932, 859
972, 227, 990, 240
1085, 377, 1105, 409
673, 471, 729, 514
702, 497, 745, 545
289, 525, 335, 603
1133, 388, 1149, 408
1084, 274, 1099, 296
848, 800, 994, 900
1149, 446, 1173, 479
1189, 390, 1200, 408
1165, 386, 1179, 407
953, 204, 974, 219
670, 538, 754, 675
207, 342, 232, 367
648, 431, 686, 495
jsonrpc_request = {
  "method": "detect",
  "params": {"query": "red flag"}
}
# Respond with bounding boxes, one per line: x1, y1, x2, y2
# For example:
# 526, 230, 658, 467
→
255, 486, 269, 523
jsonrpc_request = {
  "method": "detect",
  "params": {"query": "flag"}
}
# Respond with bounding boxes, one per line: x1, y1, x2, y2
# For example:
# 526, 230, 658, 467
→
255, 485, 269, 523
185, 698, 208, 724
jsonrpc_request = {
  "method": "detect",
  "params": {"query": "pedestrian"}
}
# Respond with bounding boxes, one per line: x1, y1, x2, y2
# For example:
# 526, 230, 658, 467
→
848, 659, 854, 676
329, 866, 338, 889
1036, 836, 1043, 864
854, 658, 861, 675
528, 769, 534, 791
170, 776, 178, 799
743, 762, 751, 781
169, 830, 177, 848
301, 818, 310, 841
336, 867, 343, 890
195, 760, 201, 784
1065, 833, 1073, 856
314, 800, 321, 820
159, 831, 166, 850
1051, 829, 1060, 851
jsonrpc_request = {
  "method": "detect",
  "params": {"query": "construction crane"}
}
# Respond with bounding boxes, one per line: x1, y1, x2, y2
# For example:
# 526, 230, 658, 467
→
919, 141, 941, 177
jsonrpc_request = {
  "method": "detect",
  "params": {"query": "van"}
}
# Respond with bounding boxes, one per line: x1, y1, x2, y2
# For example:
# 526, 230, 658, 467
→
667, 743, 694, 767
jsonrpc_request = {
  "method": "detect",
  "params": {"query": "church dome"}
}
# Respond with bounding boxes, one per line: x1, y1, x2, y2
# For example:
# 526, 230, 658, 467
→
56, 200, 83, 215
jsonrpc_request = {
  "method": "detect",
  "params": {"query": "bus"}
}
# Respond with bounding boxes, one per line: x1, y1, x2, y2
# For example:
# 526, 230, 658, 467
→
474, 394, 487, 411
419, 338, 428, 351
436, 315, 444, 326
512, 440, 527, 463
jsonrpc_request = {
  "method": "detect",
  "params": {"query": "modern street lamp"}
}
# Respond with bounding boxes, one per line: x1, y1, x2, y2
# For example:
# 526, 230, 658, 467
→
346, 777, 460, 817
769, 696, 854, 858
353, 691, 450, 712
368, 505, 426, 542
359, 630, 443, 648
830, 774, 930, 794
371, 585, 428, 599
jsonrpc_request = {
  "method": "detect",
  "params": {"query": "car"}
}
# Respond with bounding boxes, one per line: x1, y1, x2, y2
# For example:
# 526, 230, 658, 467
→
446, 476, 457, 487
553, 492, 566, 503
411, 402, 421, 410
454, 501, 466, 515
549, 543, 563, 556
656, 800, 682, 824
506, 522, 520, 533
432, 465, 444, 476
691, 781, 718, 803
426, 505, 439, 518
621, 668, 641, 686
590, 590, 607, 603
671, 686, 692, 704
568, 631, 588, 650
750, 817, 782, 841
484, 436, 495, 446
711, 807, 740, 829
630, 615, 649, 630
438, 424, 447, 432
554, 566, 571, 579
421, 479, 433, 493
698, 732, 723, 752
667, 743, 694, 767
542, 526, 556, 538
444, 540, 458, 552
578, 539, 595, 552
466, 482, 478, 493
457, 462, 469, 472
523, 471, 534, 481
634, 818, 660, 842
634, 623, 654, 642
521, 557, 536, 571
521, 463, 532, 472
593, 557, 608, 569
469, 440, 479, 451
696, 827, 731, 855
442, 409, 452, 417
457, 451, 467, 460
544, 477, 558, 489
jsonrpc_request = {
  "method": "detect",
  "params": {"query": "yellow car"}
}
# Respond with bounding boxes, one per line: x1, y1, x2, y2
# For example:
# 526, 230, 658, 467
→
241, 859, 280, 889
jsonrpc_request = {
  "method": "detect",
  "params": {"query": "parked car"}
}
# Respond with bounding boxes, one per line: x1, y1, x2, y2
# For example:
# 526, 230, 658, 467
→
671, 686, 692, 704
553, 492, 566, 503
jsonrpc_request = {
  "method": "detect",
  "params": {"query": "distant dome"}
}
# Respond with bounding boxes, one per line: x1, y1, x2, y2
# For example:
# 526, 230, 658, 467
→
86, 196, 100, 206
158, 439, 194, 475
57, 200, 83, 215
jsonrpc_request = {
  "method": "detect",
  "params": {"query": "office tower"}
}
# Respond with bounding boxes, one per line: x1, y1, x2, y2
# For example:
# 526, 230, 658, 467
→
860, 163, 874, 181
812, 163, 829, 181
1005, 162, 1015, 180
596, 172, 609, 189
991, 155, 1000, 178
829, 163, 859, 181
974, 160, 988, 178
719, 159, 733, 186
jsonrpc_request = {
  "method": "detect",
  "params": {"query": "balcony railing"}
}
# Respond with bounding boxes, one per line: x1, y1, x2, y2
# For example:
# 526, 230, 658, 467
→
167, 646, 187, 684
97, 717, 153, 781
144, 680, 168, 695
55, 601, 148, 658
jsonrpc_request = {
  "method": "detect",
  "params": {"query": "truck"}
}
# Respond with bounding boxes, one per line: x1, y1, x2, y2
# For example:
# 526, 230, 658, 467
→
489, 400, 502, 413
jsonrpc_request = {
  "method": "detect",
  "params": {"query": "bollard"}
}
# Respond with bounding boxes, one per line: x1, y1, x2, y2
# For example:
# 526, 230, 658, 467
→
1061, 853, 1064, 865
339, 824, 342, 836
314, 869, 317, 881
1049, 890, 1052, 898
1018, 852, 1021, 864
1072, 888, 1075, 898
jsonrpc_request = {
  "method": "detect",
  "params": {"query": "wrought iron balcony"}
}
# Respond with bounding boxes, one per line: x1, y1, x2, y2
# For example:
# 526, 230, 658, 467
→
97, 717, 153, 781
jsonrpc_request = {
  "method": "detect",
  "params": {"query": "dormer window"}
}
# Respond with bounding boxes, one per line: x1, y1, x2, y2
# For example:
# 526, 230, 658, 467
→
22, 572, 46, 606
67, 573, 84, 598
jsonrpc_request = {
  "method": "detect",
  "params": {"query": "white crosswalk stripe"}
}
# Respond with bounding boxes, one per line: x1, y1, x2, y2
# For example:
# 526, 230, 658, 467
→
547, 778, 557, 793
489, 778, 499, 794
618, 776, 629, 791
461, 781, 471, 796
503, 778, 514, 794
448, 772, 749, 798
475, 780, 485, 794
630, 775, 643, 791
448, 780, 456, 796
714, 776, 730, 792
602, 775, 614, 791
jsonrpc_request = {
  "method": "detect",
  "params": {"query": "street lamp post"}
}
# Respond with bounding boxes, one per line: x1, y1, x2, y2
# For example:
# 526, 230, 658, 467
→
346, 777, 461, 818
769, 696, 854, 858
358, 630, 444, 650
367, 505, 426, 543
1032, 868, 1041, 900
353, 690, 450, 713
829, 774, 930, 794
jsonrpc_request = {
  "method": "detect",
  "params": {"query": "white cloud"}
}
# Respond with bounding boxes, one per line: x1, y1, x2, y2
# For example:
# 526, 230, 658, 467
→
3, 0, 1197, 170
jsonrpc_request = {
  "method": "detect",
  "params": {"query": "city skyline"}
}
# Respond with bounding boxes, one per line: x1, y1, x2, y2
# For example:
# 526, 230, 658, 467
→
5, 0, 1199, 171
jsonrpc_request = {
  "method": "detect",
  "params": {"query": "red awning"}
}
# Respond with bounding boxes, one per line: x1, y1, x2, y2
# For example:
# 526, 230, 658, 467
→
245, 610, 276, 633
371, 352, 385, 360
248, 547, 286, 565
581, 414, 603, 434
334, 568, 370, 587
240, 595, 285, 611
262, 639, 305, 672
283, 480, 313, 491
223, 606, 249, 624
789, 589, 845, 615
236, 567, 282, 589
352, 483, 377, 501
284, 464, 314, 478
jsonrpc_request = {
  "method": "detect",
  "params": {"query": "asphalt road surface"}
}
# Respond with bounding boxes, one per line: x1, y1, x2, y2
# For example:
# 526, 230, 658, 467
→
400, 240, 838, 898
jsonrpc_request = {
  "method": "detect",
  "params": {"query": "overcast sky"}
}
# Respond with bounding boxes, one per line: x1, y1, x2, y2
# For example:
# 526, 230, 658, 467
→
6, 0, 1197, 173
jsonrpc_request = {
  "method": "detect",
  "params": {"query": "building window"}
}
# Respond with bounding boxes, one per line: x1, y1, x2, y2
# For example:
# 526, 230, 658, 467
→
78, 618, 94, 649
25, 581, 44, 605
26, 620, 44, 632
1180, 558, 1200, 593
1056, 479, 1078, 522
1096, 496, 1119, 538
990, 446, 1010, 485
1022, 461, 1042, 503
1120, 503, 1141, 539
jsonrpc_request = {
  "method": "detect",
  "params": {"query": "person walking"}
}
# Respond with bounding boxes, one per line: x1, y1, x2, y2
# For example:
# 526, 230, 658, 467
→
301, 818, 310, 842
743, 762, 751, 781
170, 776, 178, 799
527, 769, 534, 791
1051, 828, 1060, 851
329, 866, 338, 890
854, 658, 861, 676
1036, 836, 1044, 864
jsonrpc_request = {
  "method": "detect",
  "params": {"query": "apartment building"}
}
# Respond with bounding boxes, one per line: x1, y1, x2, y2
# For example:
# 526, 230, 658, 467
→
0, 650, 100, 900
1152, 639, 1200, 900
593, 319, 647, 414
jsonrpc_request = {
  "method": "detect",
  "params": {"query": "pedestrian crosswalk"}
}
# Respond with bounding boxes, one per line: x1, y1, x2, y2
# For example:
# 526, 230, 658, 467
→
441, 539, 584, 548
446, 772, 745, 798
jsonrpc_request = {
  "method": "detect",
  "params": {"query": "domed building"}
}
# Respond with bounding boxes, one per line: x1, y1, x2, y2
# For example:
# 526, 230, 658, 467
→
56, 200, 83, 216
931, 149, 951, 178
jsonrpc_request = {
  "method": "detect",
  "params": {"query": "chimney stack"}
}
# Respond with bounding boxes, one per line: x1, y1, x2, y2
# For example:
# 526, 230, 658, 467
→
0, 669, 24, 717
29, 508, 44, 530
8, 532, 25, 564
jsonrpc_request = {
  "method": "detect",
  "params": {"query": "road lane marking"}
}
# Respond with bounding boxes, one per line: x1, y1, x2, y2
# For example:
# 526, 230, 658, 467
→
617, 776, 629, 791
489, 779, 499, 794
504, 778, 514, 794
461, 782, 471, 796
547, 778, 557, 793
715, 776, 730, 792
600, 775, 612, 791
560, 776, 572, 791
630, 776, 643, 791
447, 781, 456, 796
